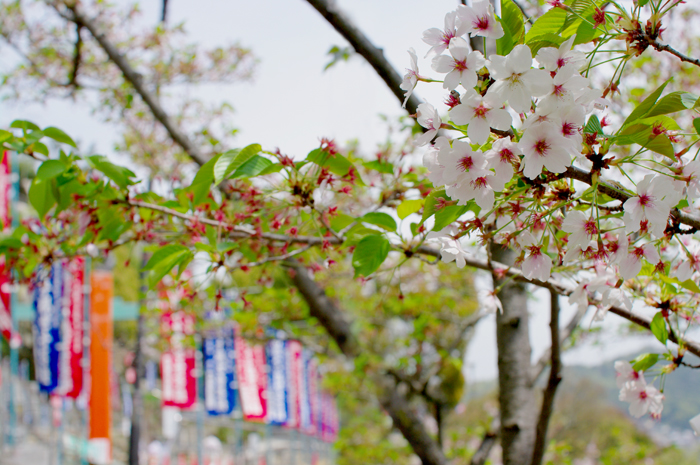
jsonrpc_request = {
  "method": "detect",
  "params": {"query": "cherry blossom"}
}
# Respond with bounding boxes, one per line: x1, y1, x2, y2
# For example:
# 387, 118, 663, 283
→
400, 48, 420, 108
519, 231, 552, 281
487, 44, 552, 113
691, 413, 700, 436
431, 37, 485, 91
439, 238, 470, 268
535, 35, 586, 72
619, 379, 664, 418
422, 137, 450, 186
557, 104, 586, 157
681, 160, 700, 200
623, 175, 678, 238
618, 242, 659, 280
538, 63, 591, 110
438, 139, 487, 186
422, 11, 460, 57
456, 0, 504, 39
614, 360, 645, 389
449, 89, 512, 144
486, 138, 521, 189
448, 167, 498, 209
414, 103, 441, 146
674, 242, 700, 281
519, 122, 572, 179
561, 210, 598, 250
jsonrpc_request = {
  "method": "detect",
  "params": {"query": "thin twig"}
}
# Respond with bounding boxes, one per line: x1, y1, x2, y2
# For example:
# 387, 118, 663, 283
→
469, 418, 500, 465
531, 292, 562, 465
67, 22, 83, 90
651, 38, 700, 68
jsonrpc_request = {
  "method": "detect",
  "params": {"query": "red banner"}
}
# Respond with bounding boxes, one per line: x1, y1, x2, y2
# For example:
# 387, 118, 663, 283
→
235, 333, 267, 422
306, 357, 319, 435
59, 257, 84, 398
0, 151, 13, 344
161, 311, 197, 409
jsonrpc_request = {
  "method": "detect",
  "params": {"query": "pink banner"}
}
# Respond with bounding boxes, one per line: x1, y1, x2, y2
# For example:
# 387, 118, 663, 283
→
306, 358, 319, 435
235, 334, 267, 422
59, 257, 85, 398
285, 340, 302, 429
321, 393, 339, 442
0, 151, 13, 344
161, 311, 197, 409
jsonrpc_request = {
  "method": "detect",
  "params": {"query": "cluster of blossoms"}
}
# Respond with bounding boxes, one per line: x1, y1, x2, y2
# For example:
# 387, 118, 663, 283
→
614, 361, 664, 418
403, 2, 700, 319
401, 1, 700, 423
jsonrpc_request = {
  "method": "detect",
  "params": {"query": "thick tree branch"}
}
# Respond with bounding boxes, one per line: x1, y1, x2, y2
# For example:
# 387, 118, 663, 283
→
67, 22, 83, 89
304, 0, 422, 115
531, 292, 562, 465
57, 2, 209, 166
284, 260, 448, 465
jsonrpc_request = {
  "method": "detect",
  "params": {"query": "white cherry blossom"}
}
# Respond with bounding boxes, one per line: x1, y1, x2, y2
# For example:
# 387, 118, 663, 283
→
486, 138, 521, 190
614, 360, 645, 389
422, 11, 460, 57
415, 103, 441, 146
450, 89, 512, 144
422, 136, 450, 186
518, 231, 552, 281
538, 64, 590, 110
623, 175, 678, 238
519, 122, 572, 179
456, 0, 504, 39
431, 38, 485, 91
618, 242, 659, 280
448, 167, 498, 209
535, 35, 586, 72
487, 45, 553, 113
619, 380, 664, 418
439, 238, 470, 268
400, 48, 420, 108
562, 210, 598, 250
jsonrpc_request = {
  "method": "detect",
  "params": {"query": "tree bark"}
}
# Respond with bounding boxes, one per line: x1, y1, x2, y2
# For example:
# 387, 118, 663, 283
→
491, 244, 537, 465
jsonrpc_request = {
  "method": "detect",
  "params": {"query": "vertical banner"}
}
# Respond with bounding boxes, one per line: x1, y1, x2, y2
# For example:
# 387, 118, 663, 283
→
266, 338, 288, 425
321, 393, 339, 443
284, 340, 302, 429
203, 325, 237, 416
33, 262, 63, 393
161, 311, 197, 409
234, 333, 267, 422
59, 257, 85, 398
299, 349, 312, 433
0, 150, 13, 344
307, 356, 319, 436
89, 270, 113, 465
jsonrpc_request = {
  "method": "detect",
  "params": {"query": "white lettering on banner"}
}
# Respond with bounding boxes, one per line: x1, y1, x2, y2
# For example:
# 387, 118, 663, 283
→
59, 264, 73, 394
214, 338, 227, 413
268, 339, 287, 424
34, 279, 53, 386
162, 353, 173, 401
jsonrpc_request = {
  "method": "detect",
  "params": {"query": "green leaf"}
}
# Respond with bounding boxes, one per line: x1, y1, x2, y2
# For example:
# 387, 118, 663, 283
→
187, 154, 221, 205
42, 127, 77, 147
632, 353, 658, 372
143, 244, 193, 287
213, 143, 261, 185
645, 92, 699, 118
143, 244, 190, 270
584, 115, 604, 135
525, 7, 567, 43
0, 130, 11, 144
35, 160, 67, 181
32, 142, 49, 157
434, 203, 477, 231
496, 0, 524, 55
363, 160, 394, 174
352, 235, 390, 278
679, 279, 700, 294
230, 155, 273, 178
86, 155, 137, 189
330, 213, 354, 232
307, 149, 355, 177
650, 312, 668, 345
10, 120, 40, 131
28, 178, 56, 218
622, 80, 671, 127
693, 118, 700, 135
361, 212, 397, 232
397, 199, 423, 219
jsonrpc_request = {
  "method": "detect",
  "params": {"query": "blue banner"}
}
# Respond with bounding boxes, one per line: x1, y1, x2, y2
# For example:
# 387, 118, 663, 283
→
266, 338, 288, 425
203, 326, 237, 416
33, 262, 63, 393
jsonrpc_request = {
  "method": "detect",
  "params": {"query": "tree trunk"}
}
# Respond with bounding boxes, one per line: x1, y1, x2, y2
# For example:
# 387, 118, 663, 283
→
491, 244, 537, 465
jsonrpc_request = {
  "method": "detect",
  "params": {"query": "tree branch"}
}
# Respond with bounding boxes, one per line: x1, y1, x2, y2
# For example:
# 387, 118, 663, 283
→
57, 2, 209, 166
531, 292, 562, 465
304, 0, 422, 116
67, 22, 83, 89
650, 37, 700, 68
469, 419, 500, 465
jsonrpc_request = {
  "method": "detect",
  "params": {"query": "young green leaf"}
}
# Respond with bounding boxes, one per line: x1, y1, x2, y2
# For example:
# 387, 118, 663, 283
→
632, 353, 659, 372
352, 235, 390, 278
230, 155, 273, 178
43, 126, 77, 148
361, 212, 397, 232
28, 178, 56, 219
213, 143, 262, 185
623, 80, 671, 127
650, 312, 668, 345
397, 199, 423, 219
86, 155, 137, 189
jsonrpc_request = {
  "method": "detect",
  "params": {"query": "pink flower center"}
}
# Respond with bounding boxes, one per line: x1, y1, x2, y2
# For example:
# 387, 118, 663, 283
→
553, 84, 566, 97
584, 219, 597, 236
637, 194, 653, 207
528, 245, 542, 256
454, 59, 468, 72
500, 148, 516, 163
473, 104, 489, 119
442, 30, 456, 46
632, 246, 646, 259
556, 57, 568, 68
472, 177, 488, 189
458, 156, 474, 172
534, 139, 550, 156
474, 16, 490, 31
639, 390, 648, 400
561, 122, 576, 136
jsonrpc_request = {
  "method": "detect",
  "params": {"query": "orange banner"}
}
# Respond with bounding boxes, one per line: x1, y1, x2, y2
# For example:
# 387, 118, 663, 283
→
89, 270, 113, 464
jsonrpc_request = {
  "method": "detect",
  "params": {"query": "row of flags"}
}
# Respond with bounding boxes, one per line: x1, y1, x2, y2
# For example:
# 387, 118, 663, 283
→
161, 311, 339, 442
